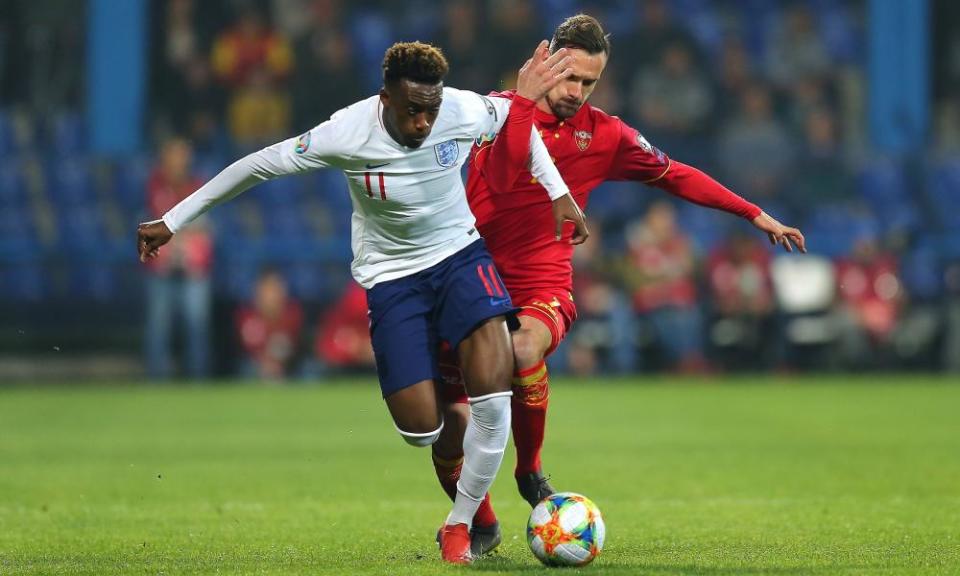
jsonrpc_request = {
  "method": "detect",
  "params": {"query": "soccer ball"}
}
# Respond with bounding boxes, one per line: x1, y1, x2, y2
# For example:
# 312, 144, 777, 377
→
527, 492, 605, 566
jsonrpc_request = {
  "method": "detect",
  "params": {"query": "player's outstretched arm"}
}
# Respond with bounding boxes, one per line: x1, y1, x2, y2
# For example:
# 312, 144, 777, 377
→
137, 117, 347, 263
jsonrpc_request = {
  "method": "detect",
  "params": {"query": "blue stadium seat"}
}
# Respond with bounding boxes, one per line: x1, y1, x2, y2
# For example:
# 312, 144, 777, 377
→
47, 156, 95, 207
0, 263, 47, 301
676, 200, 730, 254
0, 159, 27, 206
350, 10, 394, 92
803, 203, 878, 258
114, 155, 151, 217
857, 159, 919, 234
58, 205, 106, 253
49, 113, 87, 157
927, 159, 960, 229
0, 110, 13, 156
70, 262, 117, 301
254, 175, 302, 209
900, 236, 943, 301
858, 159, 907, 204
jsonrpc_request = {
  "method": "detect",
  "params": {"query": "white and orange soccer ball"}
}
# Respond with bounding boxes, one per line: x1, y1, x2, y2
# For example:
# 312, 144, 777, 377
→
526, 492, 605, 566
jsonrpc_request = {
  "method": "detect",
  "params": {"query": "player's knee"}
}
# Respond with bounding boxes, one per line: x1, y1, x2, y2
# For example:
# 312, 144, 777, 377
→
513, 330, 547, 371
395, 419, 444, 447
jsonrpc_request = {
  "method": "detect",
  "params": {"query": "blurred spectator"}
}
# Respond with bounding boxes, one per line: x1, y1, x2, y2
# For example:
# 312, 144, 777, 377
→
211, 4, 294, 147
834, 236, 903, 369
236, 268, 304, 380
485, 0, 540, 90
152, 0, 225, 157
620, 201, 706, 372
292, 23, 363, 130
717, 83, 795, 201
765, 3, 831, 91
706, 231, 776, 371
560, 219, 635, 375
630, 42, 714, 162
616, 0, 699, 80
714, 36, 755, 116
436, 0, 489, 92
272, 0, 343, 42
313, 283, 374, 373
790, 107, 850, 216
4, 1, 84, 114
144, 138, 213, 380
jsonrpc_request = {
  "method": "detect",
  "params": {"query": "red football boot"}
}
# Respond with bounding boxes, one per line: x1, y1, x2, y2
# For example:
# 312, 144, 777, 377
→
438, 522, 472, 565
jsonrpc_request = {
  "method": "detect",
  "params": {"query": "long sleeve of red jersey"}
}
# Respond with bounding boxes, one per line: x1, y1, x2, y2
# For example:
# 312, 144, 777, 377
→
610, 120, 761, 221
653, 161, 761, 221
475, 93, 537, 193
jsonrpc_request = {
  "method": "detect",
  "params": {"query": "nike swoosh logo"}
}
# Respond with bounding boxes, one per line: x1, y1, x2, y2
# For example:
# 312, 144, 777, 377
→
365, 162, 390, 169
489, 297, 511, 307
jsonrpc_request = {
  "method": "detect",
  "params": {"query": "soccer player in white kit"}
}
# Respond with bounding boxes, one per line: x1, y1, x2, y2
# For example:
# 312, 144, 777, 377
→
137, 41, 587, 564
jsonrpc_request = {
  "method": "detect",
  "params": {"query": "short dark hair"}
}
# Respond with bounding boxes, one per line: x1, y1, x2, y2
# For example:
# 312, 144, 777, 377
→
382, 41, 449, 85
550, 14, 610, 56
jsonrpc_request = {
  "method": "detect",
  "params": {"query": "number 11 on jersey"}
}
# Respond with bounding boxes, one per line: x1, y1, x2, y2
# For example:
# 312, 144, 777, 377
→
363, 172, 387, 200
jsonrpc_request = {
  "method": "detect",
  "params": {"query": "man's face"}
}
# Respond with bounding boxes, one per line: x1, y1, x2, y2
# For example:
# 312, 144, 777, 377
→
544, 48, 607, 119
380, 79, 443, 148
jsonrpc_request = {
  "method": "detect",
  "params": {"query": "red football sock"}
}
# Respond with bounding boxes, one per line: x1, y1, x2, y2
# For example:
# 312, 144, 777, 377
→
512, 360, 549, 477
432, 452, 498, 527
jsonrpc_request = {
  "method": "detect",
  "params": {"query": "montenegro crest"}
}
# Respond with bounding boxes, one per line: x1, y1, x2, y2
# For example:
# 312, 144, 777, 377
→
574, 130, 592, 151
434, 139, 459, 167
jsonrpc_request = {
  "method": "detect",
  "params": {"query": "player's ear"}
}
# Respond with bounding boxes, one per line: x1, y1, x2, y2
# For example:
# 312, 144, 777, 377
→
379, 86, 391, 108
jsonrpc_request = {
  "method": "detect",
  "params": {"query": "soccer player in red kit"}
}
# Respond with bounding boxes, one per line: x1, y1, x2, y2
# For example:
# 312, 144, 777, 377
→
430, 15, 806, 555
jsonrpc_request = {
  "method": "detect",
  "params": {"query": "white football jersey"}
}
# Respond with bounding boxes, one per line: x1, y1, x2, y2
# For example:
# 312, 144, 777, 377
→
162, 87, 568, 288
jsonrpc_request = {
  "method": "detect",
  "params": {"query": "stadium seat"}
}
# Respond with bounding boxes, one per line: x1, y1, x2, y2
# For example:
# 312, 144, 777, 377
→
47, 156, 95, 208
0, 159, 27, 206
900, 236, 943, 301
49, 113, 86, 157
927, 159, 960, 229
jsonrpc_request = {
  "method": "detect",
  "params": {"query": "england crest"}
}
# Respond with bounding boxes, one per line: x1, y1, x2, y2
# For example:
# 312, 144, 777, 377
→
574, 130, 592, 151
434, 139, 459, 167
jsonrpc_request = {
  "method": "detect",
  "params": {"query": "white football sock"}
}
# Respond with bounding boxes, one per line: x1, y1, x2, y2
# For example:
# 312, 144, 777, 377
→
446, 391, 512, 527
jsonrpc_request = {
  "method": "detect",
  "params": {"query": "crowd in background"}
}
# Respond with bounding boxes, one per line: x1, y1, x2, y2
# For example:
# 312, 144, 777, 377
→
1, 0, 959, 378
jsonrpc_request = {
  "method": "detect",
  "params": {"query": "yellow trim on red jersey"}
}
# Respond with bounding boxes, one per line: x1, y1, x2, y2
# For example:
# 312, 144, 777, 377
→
642, 158, 672, 184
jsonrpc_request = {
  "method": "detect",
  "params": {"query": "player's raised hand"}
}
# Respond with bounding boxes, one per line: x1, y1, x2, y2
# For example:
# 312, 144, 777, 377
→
552, 193, 590, 245
137, 219, 174, 262
516, 40, 573, 102
751, 211, 806, 253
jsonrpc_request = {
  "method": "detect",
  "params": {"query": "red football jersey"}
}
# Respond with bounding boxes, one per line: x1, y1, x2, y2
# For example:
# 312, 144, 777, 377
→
467, 91, 760, 294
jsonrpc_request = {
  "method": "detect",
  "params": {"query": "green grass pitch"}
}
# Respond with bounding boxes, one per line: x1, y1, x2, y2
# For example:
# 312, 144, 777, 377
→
1, 377, 958, 575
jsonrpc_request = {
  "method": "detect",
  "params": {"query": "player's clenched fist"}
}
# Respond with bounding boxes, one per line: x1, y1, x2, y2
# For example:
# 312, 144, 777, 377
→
137, 220, 173, 262
516, 40, 573, 102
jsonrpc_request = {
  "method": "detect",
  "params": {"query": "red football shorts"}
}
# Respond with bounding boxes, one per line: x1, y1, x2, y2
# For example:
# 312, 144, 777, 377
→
437, 289, 577, 405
